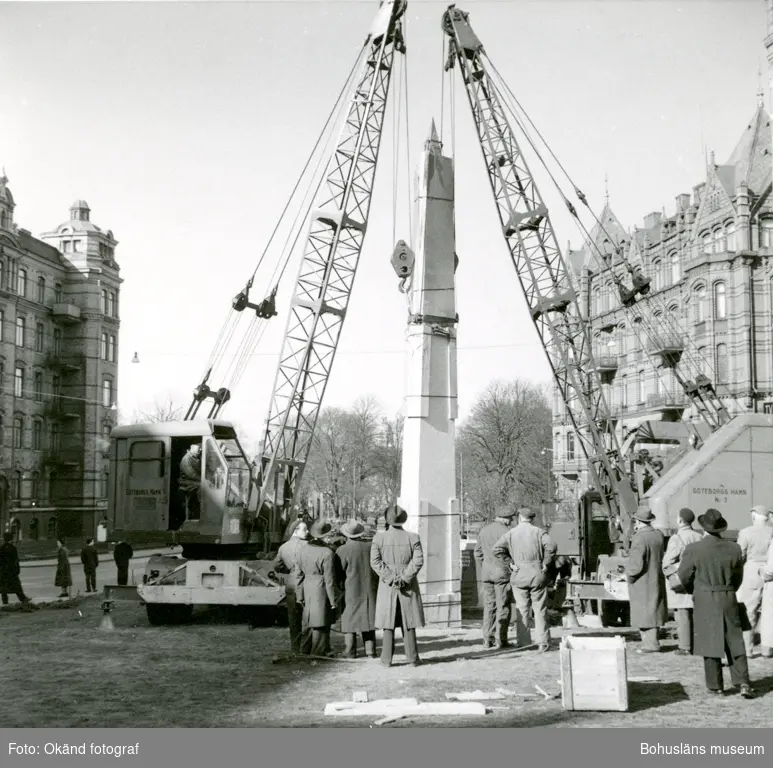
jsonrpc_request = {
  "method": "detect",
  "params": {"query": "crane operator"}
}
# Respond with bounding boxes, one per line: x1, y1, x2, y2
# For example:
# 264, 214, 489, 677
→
179, 444, 202, 520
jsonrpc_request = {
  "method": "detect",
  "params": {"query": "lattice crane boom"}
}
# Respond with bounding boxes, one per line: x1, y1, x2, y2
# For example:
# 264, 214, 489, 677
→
253, 0, 408, 528
443, 5, 639, 545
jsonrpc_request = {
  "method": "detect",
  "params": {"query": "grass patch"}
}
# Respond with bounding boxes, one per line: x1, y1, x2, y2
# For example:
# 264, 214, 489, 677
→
0, 604, 771, 728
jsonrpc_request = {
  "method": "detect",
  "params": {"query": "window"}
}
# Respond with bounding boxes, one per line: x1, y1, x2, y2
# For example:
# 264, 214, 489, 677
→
713, 282, 726, 320
670, 252, 680, 284
726, 223, 736, 252
761, 220, 773, 249
47, 515, 58, 538
102, 378, 113, 408
702, 232, 712, 254
11, 470, 21, 499
53, 328, 61, 355
697, 346, 708, 376
37, 276, 46, 303
693, 284, 707, 323
73, 239, 82, 252
52, 374, 60, 397
129, 440, 166, 479
713, 228, 725, 253
13, 416, 22, 449
29, 517, 39, 541
54, 283, 63, 303
14, 366, 23, 398
15, 316, 25, 347
33, 370, 43, 401
618, 324, 626, 355
565, 432, 575, 461
30, 471, 40, 500
621, 375, 628, 408
100, 471, 109, 499
35, 322, 44, 352
637, 370, 646, 404
17, 268, 27, 297
652, 259, 662, 291
101, 332, 108, 360
109, 334, 116, 363
553, 432, 561, 460
0, 308, 3, 342
716, 343, 729, 383
63, 240, 72, 253
109, 292, 117, 317
101, 289, 107, 314
50, 423, 60, 453
32, 419, 42, 450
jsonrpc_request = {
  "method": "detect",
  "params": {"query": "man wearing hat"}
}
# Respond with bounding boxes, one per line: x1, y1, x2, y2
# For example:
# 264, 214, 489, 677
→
474, 505, 516, 649
296, 521, 342, 657
335, 520, 379, 659
492, 507, 557, 652
271, 521, 312, 655
624, 507, 667, 653
370, 505, 425, 667
735, 505, 773, 658
677, 509, 755, 698
661, 508, 702, 655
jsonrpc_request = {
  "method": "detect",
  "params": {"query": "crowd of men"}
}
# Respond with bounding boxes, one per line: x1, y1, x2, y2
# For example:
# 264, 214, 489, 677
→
272, 501, 773, 699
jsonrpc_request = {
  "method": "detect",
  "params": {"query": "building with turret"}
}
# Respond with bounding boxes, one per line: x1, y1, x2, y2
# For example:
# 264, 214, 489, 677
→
0, 171, 121, 548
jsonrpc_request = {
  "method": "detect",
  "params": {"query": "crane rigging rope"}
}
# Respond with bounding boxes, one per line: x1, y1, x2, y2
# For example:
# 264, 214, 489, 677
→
482, 56, 743, 432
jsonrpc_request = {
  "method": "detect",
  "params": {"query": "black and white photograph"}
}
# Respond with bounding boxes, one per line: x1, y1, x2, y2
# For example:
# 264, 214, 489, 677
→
1, 0, 773, 761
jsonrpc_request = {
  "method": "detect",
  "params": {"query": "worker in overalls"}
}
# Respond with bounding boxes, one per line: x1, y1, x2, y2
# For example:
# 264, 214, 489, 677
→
179, 444, 202, 521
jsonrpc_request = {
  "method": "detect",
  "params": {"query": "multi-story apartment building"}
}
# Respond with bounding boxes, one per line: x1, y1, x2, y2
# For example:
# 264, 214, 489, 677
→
551, 101, 773, 502
0, 170, 121, 545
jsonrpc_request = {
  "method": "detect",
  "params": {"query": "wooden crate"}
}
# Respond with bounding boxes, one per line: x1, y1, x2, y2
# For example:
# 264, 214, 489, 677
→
559, 635, 628, 712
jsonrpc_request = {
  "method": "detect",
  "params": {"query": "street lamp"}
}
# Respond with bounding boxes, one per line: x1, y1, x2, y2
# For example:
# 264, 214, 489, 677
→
131, 352, 140, 364
540, 448, 554, 501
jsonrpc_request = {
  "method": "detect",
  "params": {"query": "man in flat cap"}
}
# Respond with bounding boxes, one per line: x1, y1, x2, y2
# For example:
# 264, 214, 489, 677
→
736, 505, 773, 658
296, 520, 342, 657
370, 505, 425, 667
474, 505, 516, 649
492, 507, 557, 652
661, 508, 702, 655
335, 520, 379, 659
625, 507, 667, 653
677, 509, 755, 698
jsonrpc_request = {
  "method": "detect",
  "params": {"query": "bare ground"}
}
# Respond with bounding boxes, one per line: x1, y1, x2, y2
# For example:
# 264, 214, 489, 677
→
1, 598, 771, 728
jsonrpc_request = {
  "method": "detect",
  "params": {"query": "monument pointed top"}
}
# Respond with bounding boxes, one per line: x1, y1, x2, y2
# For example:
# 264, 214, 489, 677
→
425, 119, 442, 153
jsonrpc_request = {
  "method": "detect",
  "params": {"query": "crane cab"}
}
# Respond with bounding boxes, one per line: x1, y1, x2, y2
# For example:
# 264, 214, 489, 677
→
106, 420, 254, 552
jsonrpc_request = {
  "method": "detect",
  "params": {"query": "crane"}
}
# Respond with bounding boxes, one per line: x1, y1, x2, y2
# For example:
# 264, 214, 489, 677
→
106, 0, 409, 624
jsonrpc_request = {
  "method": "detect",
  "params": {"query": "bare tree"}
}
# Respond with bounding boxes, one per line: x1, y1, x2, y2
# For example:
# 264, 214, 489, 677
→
457, 378, 552, 520
136, 394, 184, 423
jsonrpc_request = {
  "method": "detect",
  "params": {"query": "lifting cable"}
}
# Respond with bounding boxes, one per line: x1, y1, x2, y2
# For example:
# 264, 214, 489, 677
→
483, 57, 744, 428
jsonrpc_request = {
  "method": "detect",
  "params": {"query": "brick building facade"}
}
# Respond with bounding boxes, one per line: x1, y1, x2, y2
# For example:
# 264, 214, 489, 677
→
551, 101, 773, 501
0, 171, 121, 546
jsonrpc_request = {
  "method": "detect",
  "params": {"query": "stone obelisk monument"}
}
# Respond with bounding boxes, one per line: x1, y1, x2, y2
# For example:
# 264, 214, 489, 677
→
397, 121, 461, 628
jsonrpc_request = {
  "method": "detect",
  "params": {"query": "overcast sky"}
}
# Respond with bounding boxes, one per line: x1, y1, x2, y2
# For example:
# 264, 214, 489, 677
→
0, 0, 767, 450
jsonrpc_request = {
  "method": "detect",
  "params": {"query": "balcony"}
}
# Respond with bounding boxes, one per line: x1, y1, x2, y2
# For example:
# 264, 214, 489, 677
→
647, 333, 684, 367
44, 397, 80, 420
44, 354, 82, 372
52, 302, 82, 324
646, 392, 688, 413
43, 450, 79, 468
595, 355, 619, 374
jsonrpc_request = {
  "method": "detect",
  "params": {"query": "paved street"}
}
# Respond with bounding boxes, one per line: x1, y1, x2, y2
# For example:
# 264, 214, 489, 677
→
11, 548, 180, 603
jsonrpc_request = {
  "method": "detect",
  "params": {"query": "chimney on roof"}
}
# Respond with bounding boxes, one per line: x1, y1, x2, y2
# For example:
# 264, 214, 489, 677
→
643, 211, 662, 229
693, 182, 705, 207
676, 193, 691, 212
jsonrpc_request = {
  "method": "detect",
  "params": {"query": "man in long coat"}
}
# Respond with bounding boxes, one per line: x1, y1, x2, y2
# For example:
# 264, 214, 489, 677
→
80, 538, 100, 593
677, 508, 754, 698
0, 532, 32, 609
296, 520, 341, 657
625, 508, 667, 653
759, 531, 773, 658
335, 520, 378, 659
370, 505, 425, 667
114, 540, 134, 586
55, 539, 72, 598
271, 520, 312, 655
492, 507, 557, 652
474, 506, 515, 649
736, 505, 773, 658
661, 508, 702, 654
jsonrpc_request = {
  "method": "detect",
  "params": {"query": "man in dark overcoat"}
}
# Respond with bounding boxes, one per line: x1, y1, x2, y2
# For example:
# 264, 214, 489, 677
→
114, 540, 134, 586
370, 505, 425, 667
335, 520, 378, 659
677, 508, 755, 698
474, 506, 515, 649
271, 520, 312, 655
55, 539, 72, 598
296, 520, 341, 657
80, 538, 99, 593
0, 532, 32, 609
625, 508, 667, 653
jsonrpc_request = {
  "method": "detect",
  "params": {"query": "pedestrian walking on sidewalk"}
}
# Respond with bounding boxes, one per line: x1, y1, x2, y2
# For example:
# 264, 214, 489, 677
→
55, 539, 73, 598
0, 532, 33, 609
677, 508, 755, 699
114, 540, 134, 586
80, 538, 99, 593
